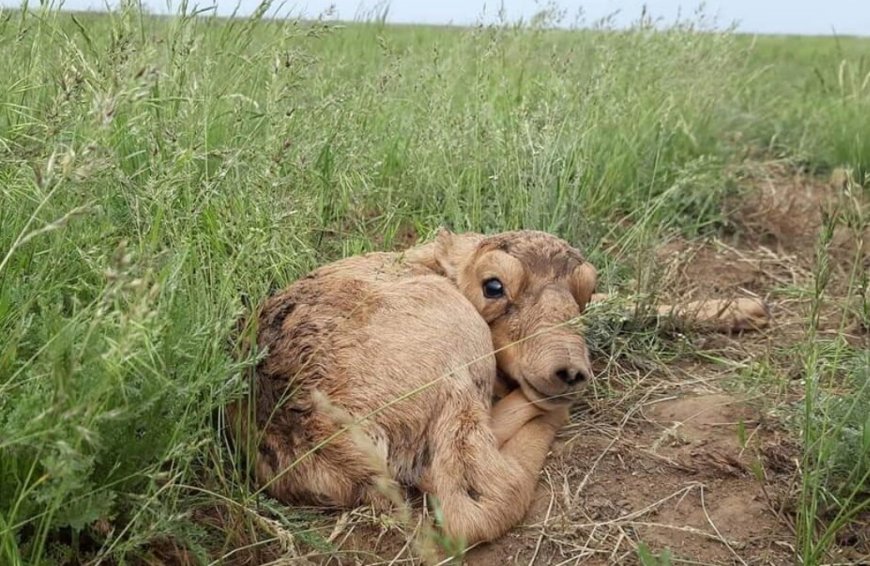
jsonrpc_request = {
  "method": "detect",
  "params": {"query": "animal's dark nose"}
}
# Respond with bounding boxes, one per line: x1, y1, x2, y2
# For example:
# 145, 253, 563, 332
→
554, 367, 591, 386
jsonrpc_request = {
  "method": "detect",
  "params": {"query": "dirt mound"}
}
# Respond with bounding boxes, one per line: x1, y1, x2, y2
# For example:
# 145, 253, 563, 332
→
728, 161, 868, 272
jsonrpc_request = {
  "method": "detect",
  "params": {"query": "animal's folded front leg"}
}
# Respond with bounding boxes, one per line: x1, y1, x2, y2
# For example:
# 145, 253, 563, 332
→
424, 398, 568, 546
490, 388, 551, 447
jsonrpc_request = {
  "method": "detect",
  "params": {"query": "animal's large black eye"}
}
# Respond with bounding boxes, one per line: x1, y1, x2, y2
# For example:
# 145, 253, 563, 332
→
483, 278, 505, 299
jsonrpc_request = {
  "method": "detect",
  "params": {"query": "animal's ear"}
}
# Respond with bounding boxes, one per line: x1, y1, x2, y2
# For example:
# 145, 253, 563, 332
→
433, 227, 482, 280
570, 262, 597, 312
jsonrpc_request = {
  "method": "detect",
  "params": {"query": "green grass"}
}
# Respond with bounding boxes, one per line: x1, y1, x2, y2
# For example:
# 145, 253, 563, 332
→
736, 34, 870, 176
795, 199, 870, 564
0, 2, 867, 564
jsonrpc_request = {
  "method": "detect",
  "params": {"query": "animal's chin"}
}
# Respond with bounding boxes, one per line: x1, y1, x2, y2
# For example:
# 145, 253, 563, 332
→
497, 369, 574, 408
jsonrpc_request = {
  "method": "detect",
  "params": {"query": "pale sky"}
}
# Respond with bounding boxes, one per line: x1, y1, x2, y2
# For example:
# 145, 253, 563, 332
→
2, 0, 869, 36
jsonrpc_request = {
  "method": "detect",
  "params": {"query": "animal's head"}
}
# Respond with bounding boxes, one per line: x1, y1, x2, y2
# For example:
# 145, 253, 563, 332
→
430, 228, 597, 409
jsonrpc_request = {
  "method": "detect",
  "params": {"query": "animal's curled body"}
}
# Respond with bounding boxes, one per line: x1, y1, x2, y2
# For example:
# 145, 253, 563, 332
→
227, 229, 598, 544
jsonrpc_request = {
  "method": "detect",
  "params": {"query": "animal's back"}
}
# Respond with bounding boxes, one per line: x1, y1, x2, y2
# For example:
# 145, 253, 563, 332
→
247, 250, 495, 501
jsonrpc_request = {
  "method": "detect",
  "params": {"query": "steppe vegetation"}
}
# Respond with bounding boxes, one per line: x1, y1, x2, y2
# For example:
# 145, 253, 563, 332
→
1, 2, 867, 563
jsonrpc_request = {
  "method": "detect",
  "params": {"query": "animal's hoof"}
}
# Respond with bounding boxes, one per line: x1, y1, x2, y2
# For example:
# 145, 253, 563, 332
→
727, 297, 771, 331
698, 297, 771, 332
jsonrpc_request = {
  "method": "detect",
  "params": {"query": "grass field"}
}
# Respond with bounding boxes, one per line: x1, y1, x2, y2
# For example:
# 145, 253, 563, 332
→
1, 2, 868, 564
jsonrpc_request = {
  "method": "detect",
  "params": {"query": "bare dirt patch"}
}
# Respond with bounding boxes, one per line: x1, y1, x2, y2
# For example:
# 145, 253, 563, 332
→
728, 161, 868, 267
